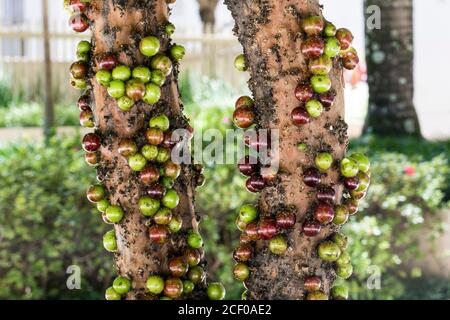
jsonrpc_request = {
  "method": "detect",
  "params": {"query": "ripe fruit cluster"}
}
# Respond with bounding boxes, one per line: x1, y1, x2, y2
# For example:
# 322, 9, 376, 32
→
70, 40, 91, 92
66, 0, 91, 33
94, 36, 185, 111
292, 16, 359, 126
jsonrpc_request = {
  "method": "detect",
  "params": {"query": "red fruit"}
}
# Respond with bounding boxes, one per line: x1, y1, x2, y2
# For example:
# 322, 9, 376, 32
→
185, 249, 202, 267
245, 222, 260, 241
233, 244, 253, 262
96, 53, 118, 71
345, 199, 359, 215
344, 177, 360, 191
276, 211, 296, 229
257, 218, 278, 240
303, 167, 321, 187
146, 128, 164, 145
140, 167, 160, 185
295, 84, 314, 102
240, 233, 252, 244
77, 95, 91, 111
235, 96, 254, 109
318, 91, 336, 109
260, 166, 278, 185
162, 131, 179, 149
316, 186, 336, 204
168, 257, 188, 277
304, 276, 322, 292
246, 175, 265, 193
82, 133, 101, 152
302, 16, 324, 36
314, 203, 335, 225
302, 221, 322, 237
69, 14, 89, 33
336, 28, 354, 50
118, 139, 137, 157
233, 107, 255, 129
149, 225, 169, 244
147, 184, 166, 200
243, 131, 271, 151
164, 278, 183, 299
342, 50, 359, 70
301, 37, 324, 59
238, 156, 258, 177
292, 107, 311, 126
70, 61, 88, 79
69, 0, 88, 12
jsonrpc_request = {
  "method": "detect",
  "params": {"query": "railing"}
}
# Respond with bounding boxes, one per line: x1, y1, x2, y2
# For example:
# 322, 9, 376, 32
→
0, 30, 247, 105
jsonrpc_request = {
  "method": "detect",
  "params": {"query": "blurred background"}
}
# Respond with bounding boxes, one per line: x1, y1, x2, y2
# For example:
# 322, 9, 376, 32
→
0, 0, 449, 300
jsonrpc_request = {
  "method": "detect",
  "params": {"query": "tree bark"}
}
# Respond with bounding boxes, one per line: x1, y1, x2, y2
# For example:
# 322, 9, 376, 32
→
363, 0, 421, 137
87, 0, 204, 300
226, 0, 348, 300
197, 0, 219, 33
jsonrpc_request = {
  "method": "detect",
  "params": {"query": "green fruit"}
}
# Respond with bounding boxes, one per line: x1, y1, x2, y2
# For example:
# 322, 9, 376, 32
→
151, 70, 166, 87
95, 70, 112, 86
151, 54, 173, 76
162, 189, 179, 209
315, 152, 333, 171
77, 40, 91, 54
234, 54, 247, 71
105, 205, 124, 223
297, 143, 307, 152
165, 23, 175, 35
350, 152, 370, 173
306, 291, 328, 300
77, 51, 90, 62
355, 172, 370, 192
171, 44, 186, 61
233, 263, 250, 281
336, 251, 351, 266
146, 275, 165, 294
340, 157, 359, 178
113, 276, 131, 295
139, 36, 160, 57
132, 66, 152, 83
183, 280, 195, 294
332, 232, 348, 251
187, 230, 203, 249
161, 176, 175, 189
107, 80, 125, 99
128, 153, 147, 171
306, 99, 324, 118
141, 145, 159, 161
318, 241, 341, 262
103, 230, 117, 252
156, 147, 170, 163
333, 205, 349, 226
138, 196, 160, 217
239, 204, 258, 223
188, 266, 205, 284
269, 235, 288, 255
331, 285, 348, 300
160, 296, 172, 300
207, 282, 226, 300
117, 96, 134, 111
149, 115, 170, 131
154, 207, 173, 225
324, 22, 337, 37
336, 263, 353, 279
105, 286, 121, 300
143, 83, 161, 105
168, 215, 183, 233
324, 37, 341, 58
310, 75, 331, 93
112, 65, 131, 81
96, 199, 110, 213
70, 78, 87, 90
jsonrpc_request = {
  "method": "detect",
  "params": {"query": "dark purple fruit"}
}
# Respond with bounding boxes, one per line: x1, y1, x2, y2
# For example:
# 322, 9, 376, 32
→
238, 156, 258, 177
257, 218, 278, 240
303, 168, 321, 187
147, 183, 166, 200
301, 37, 324, 59
292, 107, 311, 126
82, 133, 101, 152
302, 221, 321, 237
316, 186, 336, 204
295, 84, 314, 102
314, 203, 335, 225
275, 211, 296, 229
245, 175, 265, 193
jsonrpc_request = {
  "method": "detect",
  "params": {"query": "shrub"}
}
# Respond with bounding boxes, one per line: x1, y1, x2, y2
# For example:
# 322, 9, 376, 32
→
0, 135, 113, 299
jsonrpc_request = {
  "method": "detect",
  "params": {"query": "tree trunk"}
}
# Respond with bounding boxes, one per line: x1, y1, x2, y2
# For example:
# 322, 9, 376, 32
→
363, 0, 421, 137
197, 0, 219, 33
226, 0, 349, 300
86, 0, 204, 300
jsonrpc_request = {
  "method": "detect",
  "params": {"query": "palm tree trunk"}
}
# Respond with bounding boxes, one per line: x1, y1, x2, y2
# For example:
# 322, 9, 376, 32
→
363, 0, 421, 137
225, 0, 348, 300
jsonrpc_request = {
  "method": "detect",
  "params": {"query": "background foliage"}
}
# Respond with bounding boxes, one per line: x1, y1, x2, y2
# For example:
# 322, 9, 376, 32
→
0, 77, 448, 299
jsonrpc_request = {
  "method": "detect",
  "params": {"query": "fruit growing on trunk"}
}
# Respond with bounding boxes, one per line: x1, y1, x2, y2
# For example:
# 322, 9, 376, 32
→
233, 263, 250, 281
314, 203, 335, 224
82, 133, 101, 152
318, 241, 341, 262
269, 235, 288, 255
234, 54, 247, 71
105, 287, 121, 300
146, 275, 165, 295
207, 283, 226, 300
113, 276, 131, 295
304, 276, 322, 292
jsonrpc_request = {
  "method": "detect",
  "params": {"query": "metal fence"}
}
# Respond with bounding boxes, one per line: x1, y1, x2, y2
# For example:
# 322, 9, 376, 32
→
0, 29, 247, 105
